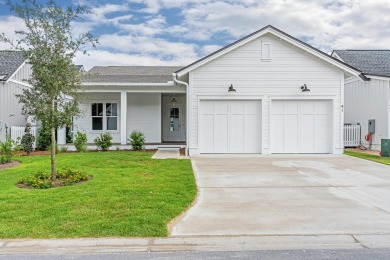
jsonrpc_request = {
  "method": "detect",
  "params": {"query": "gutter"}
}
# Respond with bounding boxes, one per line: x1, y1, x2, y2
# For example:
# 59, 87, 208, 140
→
173, 73, 190, 156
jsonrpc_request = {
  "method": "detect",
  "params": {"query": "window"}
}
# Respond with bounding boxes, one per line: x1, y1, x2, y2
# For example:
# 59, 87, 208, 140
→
91, 102, 118, 131
169, 107, 180, 131
261, 41, 272, 61
106, 103, 118, 130
92, 103, 103, 130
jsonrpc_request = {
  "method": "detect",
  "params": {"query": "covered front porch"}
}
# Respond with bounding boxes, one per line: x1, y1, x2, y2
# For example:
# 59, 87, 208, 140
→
58, 86, 187, 148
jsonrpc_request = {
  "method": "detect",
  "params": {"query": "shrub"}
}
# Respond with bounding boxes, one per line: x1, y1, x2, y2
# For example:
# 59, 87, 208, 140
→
0, 135, 14, 164
17, 168, 90, 189
74, 131, 88, 152
94, 132, 113, 151
129, 130, 145, 150
36, 124, 51, 151
65, 126, 73, 143
21, 123, 35, 155
59, 146, 68, 153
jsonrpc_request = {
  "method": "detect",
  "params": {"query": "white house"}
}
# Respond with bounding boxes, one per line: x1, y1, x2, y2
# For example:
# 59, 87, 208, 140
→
332, 50, 390, 151
74, 25, 363, 155
0, 51, 32, 141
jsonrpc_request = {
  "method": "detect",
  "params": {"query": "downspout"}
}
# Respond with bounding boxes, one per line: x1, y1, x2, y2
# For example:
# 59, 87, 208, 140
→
173, 73, 190, 156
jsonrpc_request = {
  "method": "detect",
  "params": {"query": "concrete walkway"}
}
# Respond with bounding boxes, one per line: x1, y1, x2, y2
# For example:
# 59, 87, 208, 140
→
171, 155, 390, 237
152, 148, 189, 159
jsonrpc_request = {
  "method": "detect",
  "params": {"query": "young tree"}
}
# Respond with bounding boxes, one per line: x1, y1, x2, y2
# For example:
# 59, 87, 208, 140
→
0, 0, 98, 179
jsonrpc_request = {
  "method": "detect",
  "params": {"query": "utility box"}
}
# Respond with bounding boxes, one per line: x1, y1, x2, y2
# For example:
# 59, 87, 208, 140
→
382, 139, 390, 157
368, 119, 375, 134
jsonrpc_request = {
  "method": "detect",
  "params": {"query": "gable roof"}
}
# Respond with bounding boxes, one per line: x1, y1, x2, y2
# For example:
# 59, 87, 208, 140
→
0, 50, 26, 81
175, 25, 361, 78
332, 50, 390, 78
82, 66, 183, 84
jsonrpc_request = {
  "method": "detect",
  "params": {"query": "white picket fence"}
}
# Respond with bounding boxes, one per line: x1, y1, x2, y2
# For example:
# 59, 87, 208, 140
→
344, 124, 361, 148
10, 125, 39, 148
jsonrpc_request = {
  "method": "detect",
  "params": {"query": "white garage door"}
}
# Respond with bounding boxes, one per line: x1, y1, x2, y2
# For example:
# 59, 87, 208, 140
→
271, 100, 332, 153
200, 100, 261, 153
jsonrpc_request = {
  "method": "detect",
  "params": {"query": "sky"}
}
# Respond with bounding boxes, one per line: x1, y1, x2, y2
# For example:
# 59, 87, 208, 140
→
0, 0, 389, 70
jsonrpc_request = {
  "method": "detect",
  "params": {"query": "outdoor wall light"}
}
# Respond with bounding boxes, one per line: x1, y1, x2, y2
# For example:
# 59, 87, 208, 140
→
301, 84, 310, 92
171, 96, 177, 107
228, 84, 236, 92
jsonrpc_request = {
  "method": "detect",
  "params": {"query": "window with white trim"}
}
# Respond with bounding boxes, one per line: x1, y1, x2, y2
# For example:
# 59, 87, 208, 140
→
91, 103, 118, 131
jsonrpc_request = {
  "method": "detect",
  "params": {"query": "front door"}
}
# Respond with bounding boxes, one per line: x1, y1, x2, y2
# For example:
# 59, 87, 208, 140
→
162, 94, 186, 142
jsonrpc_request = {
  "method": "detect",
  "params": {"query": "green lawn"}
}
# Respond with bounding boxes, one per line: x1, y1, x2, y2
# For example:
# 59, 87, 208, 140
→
0, 151, 196, 238
344, 150, 390, 166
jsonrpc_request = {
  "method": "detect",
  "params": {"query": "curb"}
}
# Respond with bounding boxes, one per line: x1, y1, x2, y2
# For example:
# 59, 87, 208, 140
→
1, 234, 390, 254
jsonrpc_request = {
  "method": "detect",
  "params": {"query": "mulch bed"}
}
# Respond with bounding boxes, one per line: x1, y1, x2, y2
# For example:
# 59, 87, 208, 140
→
0, 161, 21, 170
16, 175, 93, 189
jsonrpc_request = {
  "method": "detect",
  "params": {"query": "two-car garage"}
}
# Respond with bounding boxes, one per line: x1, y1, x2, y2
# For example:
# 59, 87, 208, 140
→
199, 99, 332, 154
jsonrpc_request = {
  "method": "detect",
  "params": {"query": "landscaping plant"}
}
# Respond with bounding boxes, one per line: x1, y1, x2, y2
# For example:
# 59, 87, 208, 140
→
20, 123, 35, 155
36, 123, 51, 151
18, 168, 90, 189
74, 131, 88, 152
0, 136, 14, 164
129, 130, 145, 150
94, 132, 113, 151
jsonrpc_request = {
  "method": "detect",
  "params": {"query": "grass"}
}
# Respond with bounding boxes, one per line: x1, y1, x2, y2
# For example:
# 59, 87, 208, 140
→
344, 150, 390, 166
0, 151, 196, 238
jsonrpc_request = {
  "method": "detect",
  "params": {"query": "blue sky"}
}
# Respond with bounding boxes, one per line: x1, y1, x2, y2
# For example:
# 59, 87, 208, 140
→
1, 0, 389, 70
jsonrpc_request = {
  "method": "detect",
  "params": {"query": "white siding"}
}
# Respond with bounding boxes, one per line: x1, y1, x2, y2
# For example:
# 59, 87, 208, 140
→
74, 93, 121, 143
0, 81, 29, 141
188, 33, 343, 154
13, 63, 32, 81
344, 78, 390, 150
127, 93, 161, 143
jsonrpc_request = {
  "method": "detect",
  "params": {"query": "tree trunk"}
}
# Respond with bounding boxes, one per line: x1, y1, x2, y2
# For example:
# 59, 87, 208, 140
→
51, 99, 56, 180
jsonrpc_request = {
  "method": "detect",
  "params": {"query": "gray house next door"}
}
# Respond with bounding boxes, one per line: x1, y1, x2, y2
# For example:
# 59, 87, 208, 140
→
162, 93, 186, 142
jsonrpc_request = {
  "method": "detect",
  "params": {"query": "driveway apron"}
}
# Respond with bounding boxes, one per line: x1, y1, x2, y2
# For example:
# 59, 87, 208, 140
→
170, 155, 390, 236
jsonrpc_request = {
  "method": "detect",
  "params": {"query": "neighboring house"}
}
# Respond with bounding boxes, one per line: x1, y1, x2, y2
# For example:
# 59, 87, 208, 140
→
0, 50, 32, 141
74, 25, 363, 155
332, 50, 390, 151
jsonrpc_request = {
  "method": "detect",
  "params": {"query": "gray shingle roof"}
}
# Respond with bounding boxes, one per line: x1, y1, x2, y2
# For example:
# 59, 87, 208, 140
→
82, 66, 183, 83
0, 51, 26, 81
333, 50, 390, 77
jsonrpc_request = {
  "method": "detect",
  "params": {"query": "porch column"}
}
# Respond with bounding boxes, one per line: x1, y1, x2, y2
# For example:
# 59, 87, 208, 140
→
120, 91, 127, 145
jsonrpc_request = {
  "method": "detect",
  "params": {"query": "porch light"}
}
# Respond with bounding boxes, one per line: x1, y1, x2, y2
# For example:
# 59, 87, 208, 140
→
171, 97, 177, 107
301, 84, 310, 92
228, 84, 236, 92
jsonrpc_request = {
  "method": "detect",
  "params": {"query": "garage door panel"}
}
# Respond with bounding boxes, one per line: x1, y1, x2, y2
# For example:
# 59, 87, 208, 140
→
272, 100, 331, 154
200, 100, 261, 153
285, 100, 298, 114
215, 101, 228, 114
200, 114, 214, 152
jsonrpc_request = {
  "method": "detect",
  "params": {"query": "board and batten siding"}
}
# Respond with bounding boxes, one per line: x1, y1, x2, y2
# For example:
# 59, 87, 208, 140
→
0, 81, 26, 141
344, 78, 390, 150
74, 92, 162, 144
188, 33, 344, 154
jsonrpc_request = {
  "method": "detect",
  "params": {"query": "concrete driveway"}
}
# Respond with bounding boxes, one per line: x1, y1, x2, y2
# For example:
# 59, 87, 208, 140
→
170, 155, 390, 237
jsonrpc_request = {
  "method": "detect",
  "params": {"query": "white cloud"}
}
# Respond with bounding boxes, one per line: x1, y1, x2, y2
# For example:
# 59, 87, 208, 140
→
0, 15, 25, 49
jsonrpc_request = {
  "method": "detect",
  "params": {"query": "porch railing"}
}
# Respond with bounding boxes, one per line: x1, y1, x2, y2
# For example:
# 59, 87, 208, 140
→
344, 124, 361, 148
